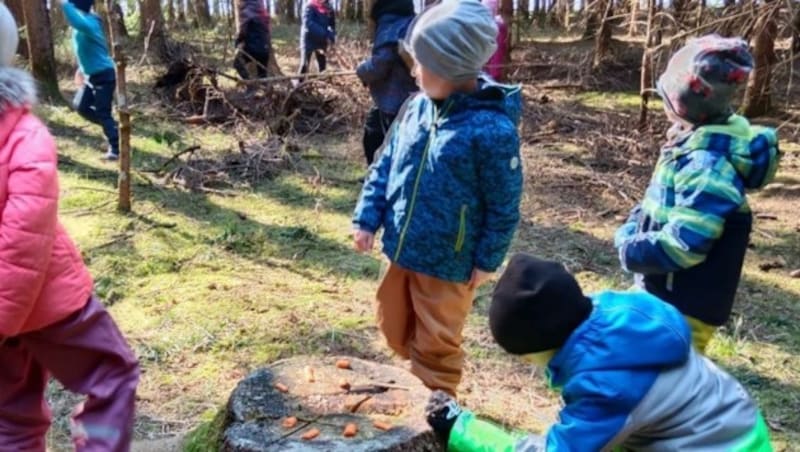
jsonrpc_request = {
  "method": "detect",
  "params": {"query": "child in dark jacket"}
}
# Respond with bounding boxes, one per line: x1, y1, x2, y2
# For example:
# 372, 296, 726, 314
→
353, 0, 522, 397
299, 0, 336, 76
357, 0, 417, 165
58, 0, 120, 161
234, 0, 271, 80
426, 254, 772, 451
614, 35, 781, 352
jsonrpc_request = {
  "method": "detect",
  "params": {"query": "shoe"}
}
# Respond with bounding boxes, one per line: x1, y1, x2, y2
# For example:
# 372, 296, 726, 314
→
103, 150, 119, 161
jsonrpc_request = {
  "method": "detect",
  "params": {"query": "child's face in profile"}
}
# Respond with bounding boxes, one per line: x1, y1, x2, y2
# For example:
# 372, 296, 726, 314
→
413, 63, 453, 101
663, 103, 692, 129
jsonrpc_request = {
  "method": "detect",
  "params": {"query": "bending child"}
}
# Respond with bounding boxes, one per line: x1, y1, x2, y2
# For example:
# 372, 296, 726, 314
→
357, 0, 417, 165
614, 35, 781, 352
234, 0, 272, 80
353, 0, 523, 397
59, 0, 120, 161
0, 5, 140, 450
426, 253, 772, 451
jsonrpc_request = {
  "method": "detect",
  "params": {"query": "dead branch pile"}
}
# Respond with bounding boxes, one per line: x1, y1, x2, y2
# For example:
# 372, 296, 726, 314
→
151, 138, 299, 193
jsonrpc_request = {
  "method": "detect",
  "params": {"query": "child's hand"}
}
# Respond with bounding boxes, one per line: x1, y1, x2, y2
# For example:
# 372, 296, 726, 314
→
353, 229, 375, 253
469, 268, 493, 290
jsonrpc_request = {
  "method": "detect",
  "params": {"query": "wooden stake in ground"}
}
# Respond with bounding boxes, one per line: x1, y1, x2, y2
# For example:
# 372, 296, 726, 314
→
105, 0, 132, 212
638, 0, 657, 131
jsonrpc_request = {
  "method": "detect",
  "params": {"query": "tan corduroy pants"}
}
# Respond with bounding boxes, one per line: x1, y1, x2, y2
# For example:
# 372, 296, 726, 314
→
376, 262, 475, 397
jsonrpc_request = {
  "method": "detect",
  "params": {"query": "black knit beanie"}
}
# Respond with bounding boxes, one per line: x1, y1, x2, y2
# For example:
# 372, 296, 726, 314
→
70, 0, 95, 12
490, 254, 593, 355
371, 0, 415, 21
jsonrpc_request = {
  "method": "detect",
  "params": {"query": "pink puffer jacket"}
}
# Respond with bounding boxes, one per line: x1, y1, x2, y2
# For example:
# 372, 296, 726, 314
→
0, 68, 92, 337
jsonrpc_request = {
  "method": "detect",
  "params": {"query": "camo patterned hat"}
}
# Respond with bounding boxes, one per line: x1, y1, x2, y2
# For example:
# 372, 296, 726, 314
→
657, 34, 753, 125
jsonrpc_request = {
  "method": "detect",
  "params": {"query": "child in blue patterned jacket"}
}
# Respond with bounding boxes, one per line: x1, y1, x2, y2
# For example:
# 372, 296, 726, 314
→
615, 35, 780, 352
352, 0, 523, 397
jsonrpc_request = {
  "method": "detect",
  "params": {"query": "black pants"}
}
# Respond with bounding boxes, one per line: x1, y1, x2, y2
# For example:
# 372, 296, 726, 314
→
73, 68, 119, 154
234, 49, 269, 79
363, 107, 397, 165
299, 48, 327, 75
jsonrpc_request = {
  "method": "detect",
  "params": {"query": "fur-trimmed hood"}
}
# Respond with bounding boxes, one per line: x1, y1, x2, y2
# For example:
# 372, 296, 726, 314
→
0, 67, 37, 113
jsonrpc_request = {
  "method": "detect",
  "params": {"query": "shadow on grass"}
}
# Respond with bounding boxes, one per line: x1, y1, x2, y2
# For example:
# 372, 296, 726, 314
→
723, 363, 800, 438
56, 152, 378, 282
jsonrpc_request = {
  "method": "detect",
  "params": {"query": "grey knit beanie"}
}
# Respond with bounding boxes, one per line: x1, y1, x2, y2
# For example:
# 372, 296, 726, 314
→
404, 0, 497, 82
0, 3, 19, 68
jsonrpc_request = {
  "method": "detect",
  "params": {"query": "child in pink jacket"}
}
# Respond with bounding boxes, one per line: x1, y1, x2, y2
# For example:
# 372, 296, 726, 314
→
0, 5, 139, 451
482, 0, 508, 81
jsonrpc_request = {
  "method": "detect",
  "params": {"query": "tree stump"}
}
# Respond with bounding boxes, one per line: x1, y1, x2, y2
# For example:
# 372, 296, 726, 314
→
222, 357, 441, 452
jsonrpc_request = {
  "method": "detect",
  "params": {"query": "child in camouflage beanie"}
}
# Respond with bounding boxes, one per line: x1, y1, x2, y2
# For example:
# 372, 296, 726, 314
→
615, 35, 781, 352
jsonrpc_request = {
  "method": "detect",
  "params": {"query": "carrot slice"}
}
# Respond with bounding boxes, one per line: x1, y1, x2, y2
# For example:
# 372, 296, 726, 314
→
373, 420, 392, 431
281, 417, 298, 429
274, 382, 289, 393
301, 428, 320, 440
335, 359, 352, 370
343, 423, 358, 438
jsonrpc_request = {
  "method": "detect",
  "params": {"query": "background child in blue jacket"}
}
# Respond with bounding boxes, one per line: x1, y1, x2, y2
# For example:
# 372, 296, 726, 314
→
614, 36, 781, 352
58, 0, 119, 161
356, 0, 417, 165
299, 0, 336, 77
426, 254, 772, 451
352, 0, 523, 397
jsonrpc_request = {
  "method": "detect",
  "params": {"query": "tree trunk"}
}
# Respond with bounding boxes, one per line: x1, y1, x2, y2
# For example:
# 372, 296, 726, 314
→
193, 0, 212, 26
639, 0, 656, 130
583, 0, 601, 39
104, 0, 132, 212
22, 0, 61, 101
695, 0, 705, 29
742, 1, 778, 117
627, 0, 638, 36
167, 0, 176, 26
279, 0, 297, 23
109, 2, 128, 38
592, 0, 613, 68
5, 0, 28, 59
140, 0, 170, 60
792, 5, 800, 53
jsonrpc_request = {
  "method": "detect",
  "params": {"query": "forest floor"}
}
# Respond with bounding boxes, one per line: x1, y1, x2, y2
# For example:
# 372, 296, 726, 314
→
38, 23, 800, 451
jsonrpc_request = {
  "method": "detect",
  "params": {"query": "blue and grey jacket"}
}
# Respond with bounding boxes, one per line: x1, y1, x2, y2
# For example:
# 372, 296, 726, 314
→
615, 115, 780, 326
353, 78, 523, 282
356, 14, 417, 115
300, 1, 336, 53
448, 290, 772, 451
61, 2, 115, 76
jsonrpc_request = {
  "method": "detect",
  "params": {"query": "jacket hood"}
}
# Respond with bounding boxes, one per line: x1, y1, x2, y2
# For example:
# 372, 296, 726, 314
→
442, 75, 522, 126
547, 290, 691, 388
374, 14, 413, 49
0, 67, 36, 113
674, 114, 780, 189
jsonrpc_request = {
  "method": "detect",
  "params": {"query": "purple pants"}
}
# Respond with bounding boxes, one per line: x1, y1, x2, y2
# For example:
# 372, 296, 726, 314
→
0, 297, 139, 452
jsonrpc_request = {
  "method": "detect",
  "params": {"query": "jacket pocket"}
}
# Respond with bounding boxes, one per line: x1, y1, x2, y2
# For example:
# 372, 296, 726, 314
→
455, 204, 467, 253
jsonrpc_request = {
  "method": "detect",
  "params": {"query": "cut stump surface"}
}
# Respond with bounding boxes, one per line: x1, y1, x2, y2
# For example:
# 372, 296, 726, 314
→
222, 356, 440, 451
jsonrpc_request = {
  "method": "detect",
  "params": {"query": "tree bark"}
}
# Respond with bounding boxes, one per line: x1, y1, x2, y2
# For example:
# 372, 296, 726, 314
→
22, 0, 61, 101
193, 0, 212, 26
592, 0, 613, 68
742, 1, 778, 117
5, 0, 28, 59
695, 0, 705, 29
628, 0, 638, 36
104, 0, 132, 212
792, 5, 800, 53
109, 2, 128, 38
583, 0, 601, 39
639, 0, 656, 130
140, 0, 170, 60
672, 0, 688, 28
279, 0, 297, 23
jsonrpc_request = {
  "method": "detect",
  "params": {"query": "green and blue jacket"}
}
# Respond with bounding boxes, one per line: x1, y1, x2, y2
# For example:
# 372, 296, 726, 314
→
615, 115, 780, 325
353, 77, 523, 282
447, 291, 772, 451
